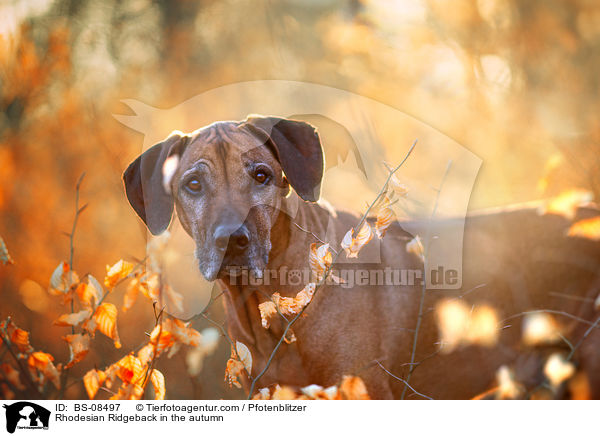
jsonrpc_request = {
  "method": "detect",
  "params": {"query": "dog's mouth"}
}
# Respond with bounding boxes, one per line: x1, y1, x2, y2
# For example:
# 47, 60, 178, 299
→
197, 246, 269, 282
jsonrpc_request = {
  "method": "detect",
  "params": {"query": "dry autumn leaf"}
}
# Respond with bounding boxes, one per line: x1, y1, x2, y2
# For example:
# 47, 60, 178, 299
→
76, 276, 103, 309
62, 333, 90, 369
49, 262, 79, 297
567, 216, 600, 241
495, 365, 524, 399
375, 196, 394, 239
341, 223, 373, 258
3, 320, 33, 353
28, 351, 60, 389
104, 259, 134, 289
150, 369, 166, 400
544, 353, 575, 387
309, 243, 332, 281
435, 300, 499, 352
0, 236, 14, 265
83, 369, 106, 399
258, 300, 277, 329
339, 375, 370, 400
539, 189, 593, 220
389, 174, 409, 198
93, 303, 121, 348
522, 312, 561, 346
272, 282, 316, 316
224, 342, 252, 389
54, 309, 91, 327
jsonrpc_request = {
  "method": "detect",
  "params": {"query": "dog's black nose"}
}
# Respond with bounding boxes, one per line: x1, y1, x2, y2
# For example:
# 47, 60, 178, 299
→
214, 224, 250, 253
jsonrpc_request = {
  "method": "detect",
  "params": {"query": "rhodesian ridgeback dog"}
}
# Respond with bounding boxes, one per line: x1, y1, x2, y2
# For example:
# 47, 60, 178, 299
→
123, 115, 600, 399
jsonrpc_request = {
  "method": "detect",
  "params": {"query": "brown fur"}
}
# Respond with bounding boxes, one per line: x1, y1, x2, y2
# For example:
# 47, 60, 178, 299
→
124, 116, 600, 399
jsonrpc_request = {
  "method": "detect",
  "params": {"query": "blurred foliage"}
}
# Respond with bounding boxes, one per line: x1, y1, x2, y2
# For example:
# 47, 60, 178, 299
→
1, 0, 599, 398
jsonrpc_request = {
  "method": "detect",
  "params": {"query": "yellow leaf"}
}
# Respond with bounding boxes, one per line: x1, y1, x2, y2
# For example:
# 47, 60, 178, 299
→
53, 309, 91, 327
567, 216, 600, 241
76, 276, 103, 309
544, 353, 575, 387
94, 303, 121, 348
539, 189, 593, 220
341, 223, 373, 258
62, 334, 90, 369
0, 236, 14, 265
104, 260, 134, 289
150, 369, 166, 400
115, 354, 144, 385
339, 376, 370, 400
83, 369, 106, 399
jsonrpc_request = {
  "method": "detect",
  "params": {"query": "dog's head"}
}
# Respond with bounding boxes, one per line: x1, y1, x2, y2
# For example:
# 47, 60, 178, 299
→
123, 115, 324, 281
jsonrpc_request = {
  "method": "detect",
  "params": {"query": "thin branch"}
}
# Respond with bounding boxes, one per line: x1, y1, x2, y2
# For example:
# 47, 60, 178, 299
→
401, 159, 452, 399
499, 309, 600, 329
374, 360, 433, 400
292, 222, 337, 254
567, 315, 600, 361
247, 139, 418, 399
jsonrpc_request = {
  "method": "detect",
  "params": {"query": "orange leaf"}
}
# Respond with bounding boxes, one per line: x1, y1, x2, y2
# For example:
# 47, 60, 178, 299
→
375, 196, 394, 239
6, 321, 33, 353
309, 243, 332, 281
104, 260, 134, 289
339, 375, 370, 400
258, 301, 277, 329
49, 262, 79, 297
224, 358, 245, 388
83, 369, 106, 399
76, 276, 103, 309
94, 303, 121, 348
341, 223, 373, 258
54, 309, 92, 327
28, 351, 60, 389
272, 283, 316, 316
540, 189, 593, 220
122, 276, 140, 312
568, 216, 600, 241
115, 354, 144, 385
150, 369, 166, 400
62, 334, 90, 369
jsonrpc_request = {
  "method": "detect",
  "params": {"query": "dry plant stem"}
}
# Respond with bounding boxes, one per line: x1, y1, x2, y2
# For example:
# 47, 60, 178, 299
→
374, 360, 432, 400
292, 222, 338, 254
401, 159, 452, 400
567, 315, 600, 361
499, 309, 600, 329
0, 329, 41, 397
59, 173, 86, 399
141, 302, 165, 390
247, 139, 418, 399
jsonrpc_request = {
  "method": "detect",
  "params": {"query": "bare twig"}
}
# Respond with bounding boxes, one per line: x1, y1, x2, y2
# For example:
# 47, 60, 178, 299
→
401, 159, 452, 399
499, 309, 600, 329
567, 315, 600, 361
247, 139, 418, 399
292, 222, 337, 254
374, 360, 433, 400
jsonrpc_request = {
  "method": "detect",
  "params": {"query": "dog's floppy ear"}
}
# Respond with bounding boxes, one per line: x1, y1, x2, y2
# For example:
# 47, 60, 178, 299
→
123, 132, 189, 235
244, 115, 324, 202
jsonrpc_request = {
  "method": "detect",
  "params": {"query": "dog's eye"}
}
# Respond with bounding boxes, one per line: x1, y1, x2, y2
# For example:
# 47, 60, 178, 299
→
253, 168, 271, 184
185, 177, 202, 193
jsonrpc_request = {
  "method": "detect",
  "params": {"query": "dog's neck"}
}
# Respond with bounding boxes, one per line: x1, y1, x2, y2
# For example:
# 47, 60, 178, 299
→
217, 195, 335, 386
